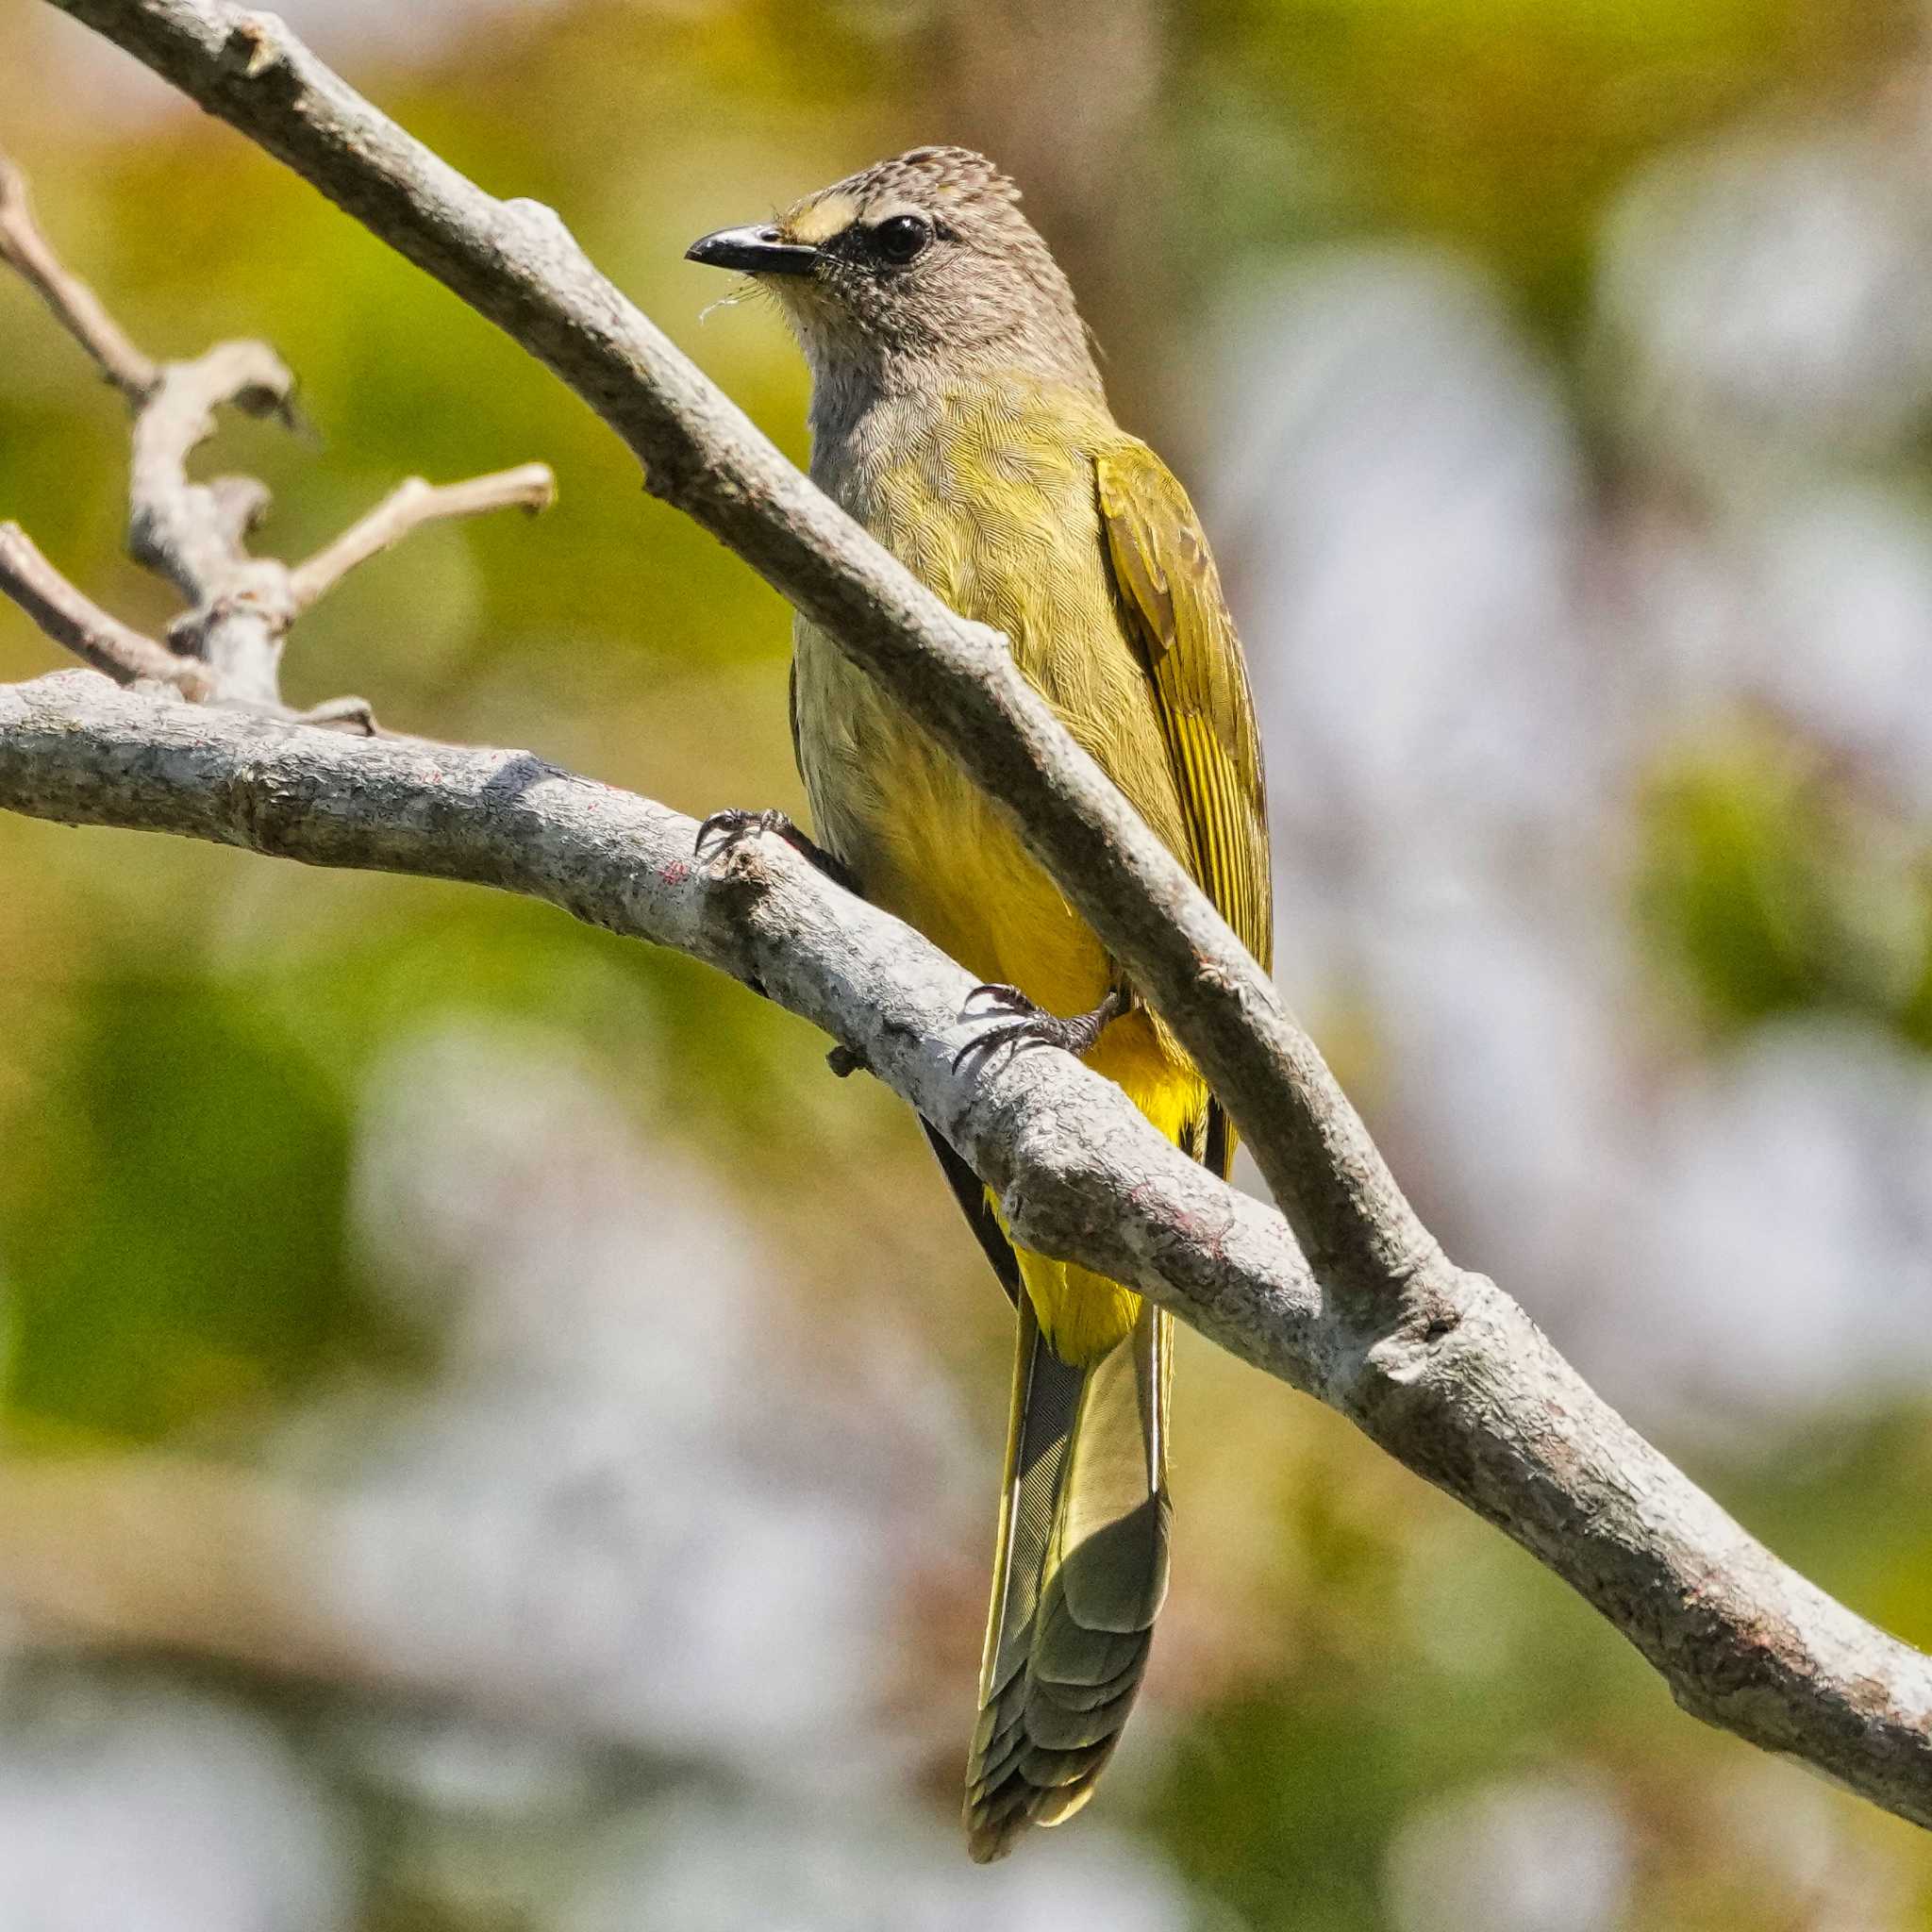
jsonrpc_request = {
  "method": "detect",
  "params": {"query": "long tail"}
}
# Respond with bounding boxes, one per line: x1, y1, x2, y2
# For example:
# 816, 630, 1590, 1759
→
964, 1294, 1172, 1861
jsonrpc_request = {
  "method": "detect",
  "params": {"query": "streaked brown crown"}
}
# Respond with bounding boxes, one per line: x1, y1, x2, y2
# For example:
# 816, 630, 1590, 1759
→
770, 146, 1100, 399
824, 144, 1024, 215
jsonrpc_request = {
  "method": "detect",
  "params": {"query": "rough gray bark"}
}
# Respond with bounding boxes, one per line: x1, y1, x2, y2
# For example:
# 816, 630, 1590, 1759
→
6, 0, 1931, 1835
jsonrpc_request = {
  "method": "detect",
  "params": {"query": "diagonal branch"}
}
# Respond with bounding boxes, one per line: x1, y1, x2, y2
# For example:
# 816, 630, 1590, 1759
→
2, 666, 1930, 1829
0, 524, 208, 694
0, 151, 158, 398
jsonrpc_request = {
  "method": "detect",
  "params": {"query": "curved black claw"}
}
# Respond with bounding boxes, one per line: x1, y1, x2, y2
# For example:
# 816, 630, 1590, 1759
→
695, 806, 790, 860
961, 981, 1037, 1019
951, 985, 1124, 1076
694, 808, 861, 892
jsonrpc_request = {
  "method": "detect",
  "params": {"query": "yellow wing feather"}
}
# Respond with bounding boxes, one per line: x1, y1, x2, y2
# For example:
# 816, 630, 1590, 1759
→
1096, 444, 1274, 981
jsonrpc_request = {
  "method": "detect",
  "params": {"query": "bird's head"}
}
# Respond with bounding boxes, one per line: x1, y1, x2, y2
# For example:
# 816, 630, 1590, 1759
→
687, 146, 1100, 401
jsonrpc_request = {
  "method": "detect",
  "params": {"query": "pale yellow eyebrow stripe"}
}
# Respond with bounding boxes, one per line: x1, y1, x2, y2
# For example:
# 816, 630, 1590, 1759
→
785, 193, 859, 245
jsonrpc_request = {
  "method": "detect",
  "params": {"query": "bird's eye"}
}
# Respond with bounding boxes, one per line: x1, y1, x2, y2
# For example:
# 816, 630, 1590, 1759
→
869, 214, 933, 266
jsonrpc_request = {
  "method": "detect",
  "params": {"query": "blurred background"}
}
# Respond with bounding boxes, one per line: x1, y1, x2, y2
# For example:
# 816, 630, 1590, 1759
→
3, 0, 1932, 1924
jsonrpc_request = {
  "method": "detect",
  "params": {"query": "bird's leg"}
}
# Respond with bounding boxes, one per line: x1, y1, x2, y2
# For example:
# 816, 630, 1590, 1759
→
952, 984, 1126, 1075
693, 808, 861, 895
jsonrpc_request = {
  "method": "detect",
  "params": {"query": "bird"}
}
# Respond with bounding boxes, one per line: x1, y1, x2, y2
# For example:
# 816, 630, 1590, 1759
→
688, 145, 1273, 1861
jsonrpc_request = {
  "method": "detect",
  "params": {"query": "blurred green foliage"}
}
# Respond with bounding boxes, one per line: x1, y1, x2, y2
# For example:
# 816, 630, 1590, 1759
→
1184, 0, 1913, 329
4, 975, 368, 1441
1640, 724, 1932, 1045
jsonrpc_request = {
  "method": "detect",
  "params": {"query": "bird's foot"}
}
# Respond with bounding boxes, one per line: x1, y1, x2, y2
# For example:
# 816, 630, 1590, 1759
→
694, 808, 859, 892
951, 985, 1124, 1075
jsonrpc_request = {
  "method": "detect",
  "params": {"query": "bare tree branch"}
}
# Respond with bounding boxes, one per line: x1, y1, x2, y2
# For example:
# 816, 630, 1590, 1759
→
7, 0, 1932, 1834
288, 461, 558, 612
130, 338, 303, 702
0, 523, 208, 694
0, 150, 158, 398
0, 138, 555, 724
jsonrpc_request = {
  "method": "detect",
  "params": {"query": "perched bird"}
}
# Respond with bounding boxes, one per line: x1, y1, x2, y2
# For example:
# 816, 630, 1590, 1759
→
689, 146, 1273, 1860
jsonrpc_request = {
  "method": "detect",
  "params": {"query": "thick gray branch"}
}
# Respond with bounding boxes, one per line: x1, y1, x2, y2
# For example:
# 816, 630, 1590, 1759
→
3, 667, 1930, 1827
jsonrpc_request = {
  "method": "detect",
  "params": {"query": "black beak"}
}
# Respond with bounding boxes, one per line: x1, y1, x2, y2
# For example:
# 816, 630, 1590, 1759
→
685, 225, 819, 276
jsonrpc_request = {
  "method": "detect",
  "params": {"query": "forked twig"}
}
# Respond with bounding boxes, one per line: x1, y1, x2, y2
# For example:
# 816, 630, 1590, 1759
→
0, 146, 554, 724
